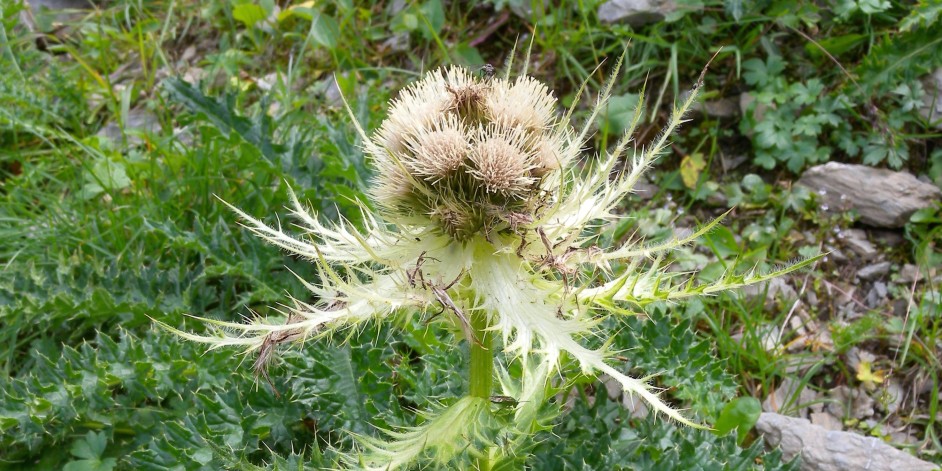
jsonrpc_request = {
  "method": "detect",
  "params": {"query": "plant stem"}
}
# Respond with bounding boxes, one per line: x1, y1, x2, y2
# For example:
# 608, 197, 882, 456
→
468, 310, 493, 471
468, 311, 493, 399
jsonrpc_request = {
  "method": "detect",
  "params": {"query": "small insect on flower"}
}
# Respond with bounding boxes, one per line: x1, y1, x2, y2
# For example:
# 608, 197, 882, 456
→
161, 46, 820, 470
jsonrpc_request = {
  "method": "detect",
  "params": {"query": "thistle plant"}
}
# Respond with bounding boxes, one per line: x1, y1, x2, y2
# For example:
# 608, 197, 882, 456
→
162, 51, 816, 469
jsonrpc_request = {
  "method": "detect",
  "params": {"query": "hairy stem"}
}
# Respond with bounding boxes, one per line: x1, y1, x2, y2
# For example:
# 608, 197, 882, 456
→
468, 310, 493, 471
468, 311, 493, 398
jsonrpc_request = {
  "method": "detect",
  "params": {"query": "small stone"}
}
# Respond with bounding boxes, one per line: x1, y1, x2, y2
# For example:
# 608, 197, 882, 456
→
180, 46, 197, 63
181, 67, 208, 85
24, 0, 94, 31
631, 181, 658, 200
857, 261, 891, 281
824, 245, 848, 262
877, 380, 905, 415
805, 289, 819, 307
810, 411, 843, 431
870, 229, 904, 247
865, 281, 888, 308
622, 392, 650, 419
720, 154, 748, 172
323, 77, 343, 108
600, 374, 623, 401
920, 68, 942, 130
597, 0, 679, 26
897, 263, 940, 284
380, 33, 410, 53
96, 108, 161, 147
797, 162, 942, 228
740, 92, 772, 123
854, 394, 876, 420
695, 96, 740, 118
763, 377, 817, 418
873, 281, 888, 298
741, 277, 797, 306
842, 229, 878, 260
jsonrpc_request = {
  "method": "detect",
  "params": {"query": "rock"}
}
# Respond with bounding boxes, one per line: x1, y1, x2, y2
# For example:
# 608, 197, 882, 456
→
720, 154, 748, 172
870, 229, 904, 247
597, 0, 677, 26
756, 412, 937, 471
797, 162, 942, 228
877, 380, 904, 415
695, 96, 740, 118
622, 392, 650, 419
601, 374, 623, 400
865, 281, 888, 308
631, 181, 658, 200
857, 262, 891, 281
255, 72, 282, 92
742, 277, 797, 306
840, 228, 877, 260
96, 108, 161, 147
920, 68, 942, 130
28, 0, 94, 8
829, 384, 876, 420
181, 67, 208, 85
810, 411, 843, 431
22, 0, 96, 35
823, 244, 848, 262
322, 77, 344, 108
740, 92, 772, 123
898, 263, 940, 284
380, 33, 410, 53
763, 377, 817, 417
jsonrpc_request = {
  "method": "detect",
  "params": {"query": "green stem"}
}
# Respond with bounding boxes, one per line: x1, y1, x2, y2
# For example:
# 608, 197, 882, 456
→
468, 311, 493, 399
468, 311, 493, 471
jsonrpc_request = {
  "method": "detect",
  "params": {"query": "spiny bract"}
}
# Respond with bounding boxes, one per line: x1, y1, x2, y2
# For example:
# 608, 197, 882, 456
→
161, 52, 817, 470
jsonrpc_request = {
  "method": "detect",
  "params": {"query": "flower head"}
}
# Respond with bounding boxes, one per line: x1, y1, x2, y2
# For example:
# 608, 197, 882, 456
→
162, 53, 819, 469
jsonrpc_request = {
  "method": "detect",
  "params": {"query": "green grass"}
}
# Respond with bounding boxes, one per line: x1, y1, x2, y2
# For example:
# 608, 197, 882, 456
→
2, 0, 941, 468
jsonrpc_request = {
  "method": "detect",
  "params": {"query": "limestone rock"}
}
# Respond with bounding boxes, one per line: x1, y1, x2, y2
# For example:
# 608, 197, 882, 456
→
598, 0, 677, 26
756, 412, 937, 471
920, 68, 942, 130
797, 162, 941, 228
96, 108, 161, 147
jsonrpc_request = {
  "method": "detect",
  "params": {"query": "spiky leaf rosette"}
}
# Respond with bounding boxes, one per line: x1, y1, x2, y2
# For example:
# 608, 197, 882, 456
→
162, 54, 820, 469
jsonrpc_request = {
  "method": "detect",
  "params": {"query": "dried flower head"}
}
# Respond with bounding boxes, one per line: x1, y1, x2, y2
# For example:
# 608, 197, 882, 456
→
162, 50, 818, 470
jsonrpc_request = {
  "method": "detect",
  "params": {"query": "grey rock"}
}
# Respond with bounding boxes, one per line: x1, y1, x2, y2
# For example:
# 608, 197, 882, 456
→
695, 96, 740, 118
380, 33, 410, 53
97, 108, 161, 147
877, 380, 904, 415
898, 263, 940, 284
823, 245, 848, 262
866, 281, 888, 307
598, 0, 677, 26
857, 261, 891, 281
756, 412, 937, 471
830, 383, 876, 420
742, 277, 797, 306
22, 0, 97, 34
840, 228, 877, 260
632, 181, 658, 200
870, 229, 904, 247
720, 154, 749, 172
810, 411, 843, 431
27, 0, 94, 10
763, 377, 817, 418
797, 162, 942, 228
387, 0, 406, 16
920, 68, 942, 130
740, 92, 772, 123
